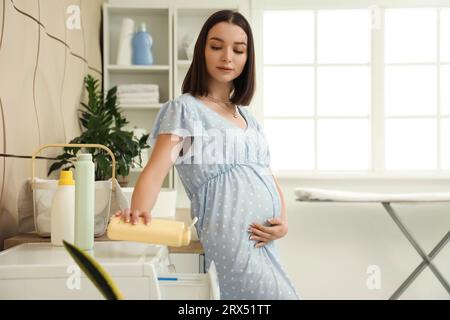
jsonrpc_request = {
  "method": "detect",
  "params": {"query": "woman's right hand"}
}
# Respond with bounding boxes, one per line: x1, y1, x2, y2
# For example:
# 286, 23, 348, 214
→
113, 134, 180, 227
114, 209, 152, 225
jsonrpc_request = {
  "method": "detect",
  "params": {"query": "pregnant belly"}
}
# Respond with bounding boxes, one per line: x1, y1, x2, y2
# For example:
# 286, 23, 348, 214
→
197, 166, 280, 266
203, 165, 281, 229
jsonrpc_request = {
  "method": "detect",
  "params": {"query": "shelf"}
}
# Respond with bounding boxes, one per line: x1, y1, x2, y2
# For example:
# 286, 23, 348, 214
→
108, 65, 170, 73
119, 103, 163, 110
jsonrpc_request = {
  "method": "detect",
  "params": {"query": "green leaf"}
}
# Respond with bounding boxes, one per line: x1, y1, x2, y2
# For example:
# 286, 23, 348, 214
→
139, 133, 150, 146
62, 240, 124, 300
47, 160, 73, 176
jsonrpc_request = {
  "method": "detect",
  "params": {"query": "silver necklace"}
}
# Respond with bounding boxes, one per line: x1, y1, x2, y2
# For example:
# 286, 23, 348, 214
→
205, 95, 239, 118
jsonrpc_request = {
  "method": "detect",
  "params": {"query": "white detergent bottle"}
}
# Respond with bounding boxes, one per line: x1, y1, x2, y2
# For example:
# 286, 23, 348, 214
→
51, 170, 75, 246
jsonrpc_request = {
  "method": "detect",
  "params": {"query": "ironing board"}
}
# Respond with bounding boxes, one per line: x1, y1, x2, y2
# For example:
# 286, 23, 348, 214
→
294, 187, 450, 300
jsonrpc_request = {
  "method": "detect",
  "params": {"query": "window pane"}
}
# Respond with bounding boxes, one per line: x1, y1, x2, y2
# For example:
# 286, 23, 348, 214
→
263, 11, 314, 64
440, 8, 450, 62
385, 66, 436, 116
385, 8, 437, 63
317, 119, 370, 170
264, 119, 314, 170
317, 9, 370, 64
440, 119, 450, 169
317, 66, 370, 116
385, 119, 437, 170
264, 66, 314, 117
440, 65, 450, 115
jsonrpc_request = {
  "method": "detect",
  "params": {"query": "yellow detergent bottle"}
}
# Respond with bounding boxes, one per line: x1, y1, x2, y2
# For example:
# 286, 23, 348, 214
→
106, 216, 197, 247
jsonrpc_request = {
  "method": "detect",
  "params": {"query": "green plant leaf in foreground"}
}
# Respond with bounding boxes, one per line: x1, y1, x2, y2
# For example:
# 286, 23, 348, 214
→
62, 240, 124, 300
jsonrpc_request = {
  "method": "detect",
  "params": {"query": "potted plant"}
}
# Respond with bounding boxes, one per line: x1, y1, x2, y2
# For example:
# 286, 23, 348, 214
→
48, 75, 150, 187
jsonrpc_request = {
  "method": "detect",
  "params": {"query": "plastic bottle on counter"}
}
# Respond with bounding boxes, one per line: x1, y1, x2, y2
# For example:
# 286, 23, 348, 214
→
74, 153, 95, 251
51, 170, 75, 246
107, 216, 197, 247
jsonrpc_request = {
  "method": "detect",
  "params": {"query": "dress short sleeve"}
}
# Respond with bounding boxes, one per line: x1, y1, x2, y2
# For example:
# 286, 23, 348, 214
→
147, 99, 203, 148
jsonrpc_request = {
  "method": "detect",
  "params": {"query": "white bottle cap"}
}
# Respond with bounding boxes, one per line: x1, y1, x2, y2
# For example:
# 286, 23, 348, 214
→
77, 153, 92, 161
140, 23, 146, 32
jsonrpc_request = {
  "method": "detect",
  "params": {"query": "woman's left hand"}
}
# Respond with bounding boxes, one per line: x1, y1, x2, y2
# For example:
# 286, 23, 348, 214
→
248, 218, 288, 248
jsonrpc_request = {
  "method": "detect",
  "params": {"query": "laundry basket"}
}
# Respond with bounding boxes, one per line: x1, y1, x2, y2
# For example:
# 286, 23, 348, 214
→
31, 143, 116, 237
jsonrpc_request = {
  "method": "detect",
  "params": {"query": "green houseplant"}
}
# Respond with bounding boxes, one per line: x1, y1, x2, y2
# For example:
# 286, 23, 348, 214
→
48, 75, 150, 185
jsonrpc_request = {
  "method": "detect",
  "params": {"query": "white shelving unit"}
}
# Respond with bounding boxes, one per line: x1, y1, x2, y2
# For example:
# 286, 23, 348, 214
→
103, 3, 173, 187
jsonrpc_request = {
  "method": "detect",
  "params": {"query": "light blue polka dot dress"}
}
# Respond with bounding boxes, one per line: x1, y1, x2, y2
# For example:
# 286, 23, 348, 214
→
147, 93, 300, 300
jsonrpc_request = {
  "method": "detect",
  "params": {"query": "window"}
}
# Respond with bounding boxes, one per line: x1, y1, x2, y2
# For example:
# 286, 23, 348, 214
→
254, 0, 450, 177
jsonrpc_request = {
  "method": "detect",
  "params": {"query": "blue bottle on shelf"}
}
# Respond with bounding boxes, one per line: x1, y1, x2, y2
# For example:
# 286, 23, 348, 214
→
132, 23, 153, 65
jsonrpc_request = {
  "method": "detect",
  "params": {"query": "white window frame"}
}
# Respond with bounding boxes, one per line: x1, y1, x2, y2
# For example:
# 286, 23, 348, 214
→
250, 0, 450, 180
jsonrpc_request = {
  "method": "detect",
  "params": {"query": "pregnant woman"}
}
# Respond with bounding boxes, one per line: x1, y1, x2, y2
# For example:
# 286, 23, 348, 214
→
116, 10, 299, 300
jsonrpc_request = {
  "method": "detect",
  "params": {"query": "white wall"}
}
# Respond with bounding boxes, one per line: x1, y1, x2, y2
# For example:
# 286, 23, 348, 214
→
0, 0, 104, 250
276, 178, 450, 299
